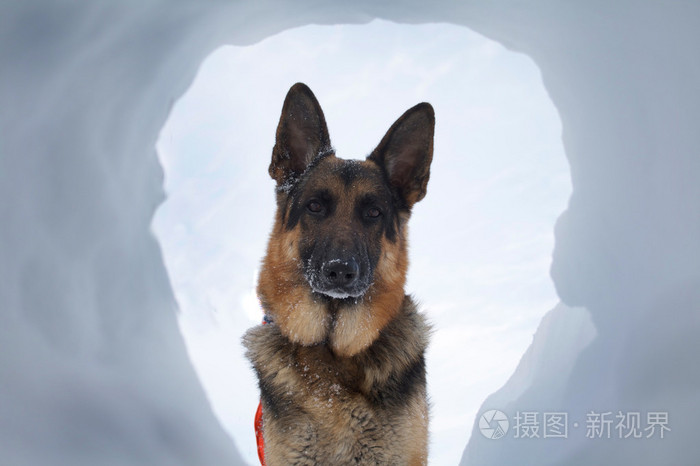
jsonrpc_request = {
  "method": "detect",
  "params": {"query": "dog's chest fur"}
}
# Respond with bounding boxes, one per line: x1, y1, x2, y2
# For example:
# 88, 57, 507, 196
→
243, 296, 429, 465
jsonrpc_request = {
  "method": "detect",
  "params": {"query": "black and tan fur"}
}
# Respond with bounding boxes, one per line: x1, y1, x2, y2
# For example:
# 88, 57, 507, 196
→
244, 83, 434, 465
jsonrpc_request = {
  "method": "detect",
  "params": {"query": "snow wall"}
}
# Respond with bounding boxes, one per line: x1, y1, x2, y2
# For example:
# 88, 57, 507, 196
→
1, 1, 698, 465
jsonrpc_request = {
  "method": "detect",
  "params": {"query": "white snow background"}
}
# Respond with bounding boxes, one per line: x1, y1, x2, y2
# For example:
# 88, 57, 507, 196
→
2, 2, 699, 465
153, 21, 572, 466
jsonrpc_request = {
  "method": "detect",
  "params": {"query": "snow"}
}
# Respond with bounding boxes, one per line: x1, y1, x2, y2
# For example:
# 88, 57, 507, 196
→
2, 1, 699, 465
154, 21, 566, 465
458, 3, 700, 465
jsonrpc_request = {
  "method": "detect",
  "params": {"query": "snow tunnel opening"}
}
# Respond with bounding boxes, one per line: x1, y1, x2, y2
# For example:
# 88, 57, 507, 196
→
152, 20, 571, 465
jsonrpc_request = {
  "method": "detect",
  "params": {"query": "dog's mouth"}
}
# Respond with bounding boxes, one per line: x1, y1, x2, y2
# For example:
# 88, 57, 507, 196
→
311, 286, 368, 300
307, 275, 371, 301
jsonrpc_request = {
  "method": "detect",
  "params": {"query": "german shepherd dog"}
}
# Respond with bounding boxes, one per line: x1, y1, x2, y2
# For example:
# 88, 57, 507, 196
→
244, 83, 434, 465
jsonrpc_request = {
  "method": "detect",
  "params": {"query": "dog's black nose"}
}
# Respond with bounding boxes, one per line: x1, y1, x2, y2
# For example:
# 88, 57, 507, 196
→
322, 258, 359, 288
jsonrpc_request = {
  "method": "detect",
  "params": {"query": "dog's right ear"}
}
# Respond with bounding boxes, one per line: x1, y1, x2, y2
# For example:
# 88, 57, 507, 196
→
269, 83, 331, 186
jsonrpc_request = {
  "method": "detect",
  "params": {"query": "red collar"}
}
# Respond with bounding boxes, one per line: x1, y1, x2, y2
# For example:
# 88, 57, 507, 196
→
254, 316, 271, 465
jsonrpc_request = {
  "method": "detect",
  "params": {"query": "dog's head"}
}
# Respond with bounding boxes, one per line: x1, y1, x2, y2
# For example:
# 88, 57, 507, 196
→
257, 83, 434, 356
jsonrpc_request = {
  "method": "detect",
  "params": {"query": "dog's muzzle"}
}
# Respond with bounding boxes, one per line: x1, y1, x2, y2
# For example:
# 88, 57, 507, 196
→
307, 256, 370, 299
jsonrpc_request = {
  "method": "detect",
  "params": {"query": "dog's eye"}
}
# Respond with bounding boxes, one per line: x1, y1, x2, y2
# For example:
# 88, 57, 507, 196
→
366, 207, 382, 218
307, 200, 323, 213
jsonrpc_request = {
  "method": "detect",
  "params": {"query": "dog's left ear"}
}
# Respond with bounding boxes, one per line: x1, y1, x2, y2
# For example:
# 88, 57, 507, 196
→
368, 103, 434, 209
269, 83, 332, 186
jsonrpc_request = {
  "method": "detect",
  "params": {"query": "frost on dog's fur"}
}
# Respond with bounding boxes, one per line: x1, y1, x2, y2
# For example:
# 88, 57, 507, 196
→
243, 296, 431, 464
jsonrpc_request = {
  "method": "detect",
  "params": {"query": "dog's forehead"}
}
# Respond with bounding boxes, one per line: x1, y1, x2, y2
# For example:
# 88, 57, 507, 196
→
306, 156, 386, 194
